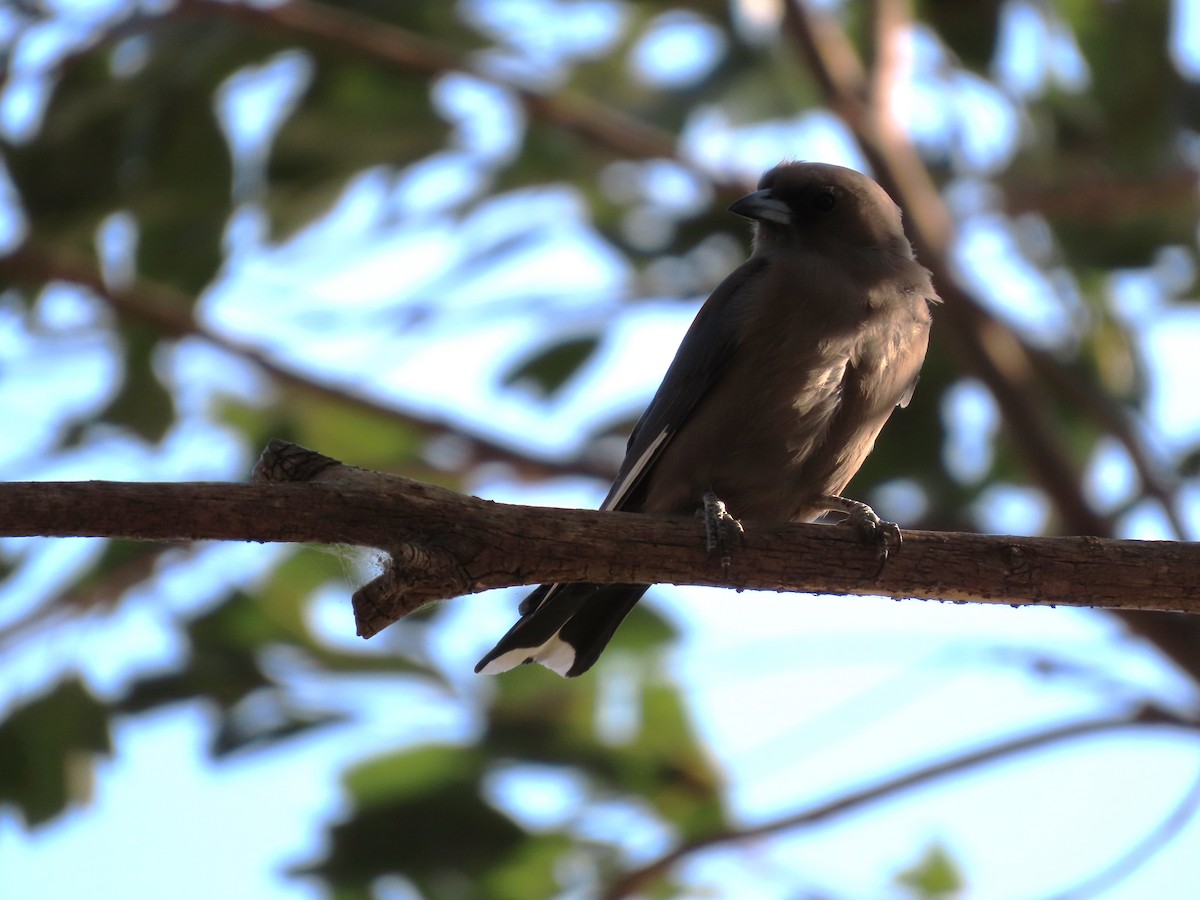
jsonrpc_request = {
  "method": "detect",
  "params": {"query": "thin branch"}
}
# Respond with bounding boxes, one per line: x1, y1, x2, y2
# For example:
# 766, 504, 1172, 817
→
1047, 753, 1200, 900
783, 0, 1108, 534
1004, 172, 1200, 224
787, 0, 1192, 541
0, 242, 613, 484
178, 0, 681, 163
602, 705, 1197, 900
780, 0, 1200, 682
0, 542, 179, 650
1025, 347, 1191, 540
866, 0, 911, 151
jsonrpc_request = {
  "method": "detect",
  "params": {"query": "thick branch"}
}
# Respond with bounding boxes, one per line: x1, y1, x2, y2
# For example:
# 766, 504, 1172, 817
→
4, 441, 1199, 640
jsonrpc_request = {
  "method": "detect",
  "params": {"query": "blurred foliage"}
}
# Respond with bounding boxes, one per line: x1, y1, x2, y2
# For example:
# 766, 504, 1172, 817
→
893, 842, 965, 899
291, 745, 543, 898
1, 0, 1199, 897
0, 678, 111, 827
502, 335, 600, 396
4, 20, 247, 293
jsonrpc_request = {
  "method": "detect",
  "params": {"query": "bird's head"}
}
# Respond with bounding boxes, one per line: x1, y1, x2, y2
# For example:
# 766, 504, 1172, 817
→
729, 162, 912, 258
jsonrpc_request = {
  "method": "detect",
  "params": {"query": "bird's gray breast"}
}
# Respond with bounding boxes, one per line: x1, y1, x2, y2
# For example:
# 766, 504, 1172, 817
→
636, 256, 928, 523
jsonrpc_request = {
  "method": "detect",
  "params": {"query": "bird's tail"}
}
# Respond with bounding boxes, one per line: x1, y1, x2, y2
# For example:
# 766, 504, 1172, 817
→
474, 582, 650, 678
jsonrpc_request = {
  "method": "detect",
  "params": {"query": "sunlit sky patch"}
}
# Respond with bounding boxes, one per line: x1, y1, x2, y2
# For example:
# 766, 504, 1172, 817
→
629, 10, 726, 88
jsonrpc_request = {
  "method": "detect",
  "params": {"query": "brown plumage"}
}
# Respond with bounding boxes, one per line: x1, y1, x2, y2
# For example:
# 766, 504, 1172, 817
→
477, 162, 938, 677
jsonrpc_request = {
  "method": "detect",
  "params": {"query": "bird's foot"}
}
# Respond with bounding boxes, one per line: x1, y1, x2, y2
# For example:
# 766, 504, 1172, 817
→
701, 490, 744, 571
819, 495, 900, 578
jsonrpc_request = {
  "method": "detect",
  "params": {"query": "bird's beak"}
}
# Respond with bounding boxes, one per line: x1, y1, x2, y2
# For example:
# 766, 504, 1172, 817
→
728, 189, 792, 226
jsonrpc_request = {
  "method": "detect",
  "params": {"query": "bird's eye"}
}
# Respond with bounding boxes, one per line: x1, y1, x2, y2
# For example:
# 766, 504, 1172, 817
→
812, 190, 837, 212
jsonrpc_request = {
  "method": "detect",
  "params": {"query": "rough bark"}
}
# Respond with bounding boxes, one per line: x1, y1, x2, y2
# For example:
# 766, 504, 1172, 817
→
1, 440, 1197, 641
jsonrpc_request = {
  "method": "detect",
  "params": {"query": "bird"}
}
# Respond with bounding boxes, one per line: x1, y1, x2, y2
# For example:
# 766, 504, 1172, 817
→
475, 161, 938, 678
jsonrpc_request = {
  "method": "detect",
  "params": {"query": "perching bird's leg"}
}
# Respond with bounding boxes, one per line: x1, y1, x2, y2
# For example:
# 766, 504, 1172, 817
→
818, 495, 901, 578
701, 490, 745, 571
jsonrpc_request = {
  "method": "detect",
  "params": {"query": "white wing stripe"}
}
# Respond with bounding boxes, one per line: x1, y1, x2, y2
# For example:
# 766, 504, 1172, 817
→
602, 429, 669, 511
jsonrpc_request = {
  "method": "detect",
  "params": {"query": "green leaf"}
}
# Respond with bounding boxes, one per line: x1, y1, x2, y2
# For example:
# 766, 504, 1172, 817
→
491, 118, 611, 196
278, 393, 431, 473
0, 678, 112, 827
481, 832, 574, 900
484, 613, 724, 842
118, 591, 276, 714
210, 690, 347, 758
344, 745, 485, 811
605, 597, 677, 654
1061, 0, 1180, 167
263, 47, 448, 238
262, 550, 445, 677
294, 745, 535, 898
1179, 445, 1200, 478
118, 564, 442, 726
918, 0, 1003, 71
2, 19, 267, 294
894, 842, 965, 899
97, 323, 176, 442
502, 336, 599, 397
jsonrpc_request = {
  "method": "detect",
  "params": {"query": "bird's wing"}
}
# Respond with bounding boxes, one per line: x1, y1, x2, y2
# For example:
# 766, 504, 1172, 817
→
476, 258, 770, 678
895, 290, 940, 409
819, 289, 934, 476
600, 255, 770, 512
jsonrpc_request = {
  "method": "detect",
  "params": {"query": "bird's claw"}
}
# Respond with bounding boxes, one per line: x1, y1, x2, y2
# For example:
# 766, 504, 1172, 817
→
701, 490, 744, 571
821, 495, 901, 579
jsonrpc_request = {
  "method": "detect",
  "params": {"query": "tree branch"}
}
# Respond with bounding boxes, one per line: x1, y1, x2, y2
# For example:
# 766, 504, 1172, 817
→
179, 0, 681, 163
0, 242, 614, 484
784, 0, 1192, 541
783, 0, 1109, 534
1045, 755, 1200, 900
3, 441, 1199, 640
601, 704, 1197, 899
62, 0, 1188, 538
17, 0, 1200, 683
67, 1, 1183, 533
780, 0, 1200, 682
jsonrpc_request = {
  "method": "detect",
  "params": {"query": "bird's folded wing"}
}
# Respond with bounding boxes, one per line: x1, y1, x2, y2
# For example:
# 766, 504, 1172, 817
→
601, 256, 770, 512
